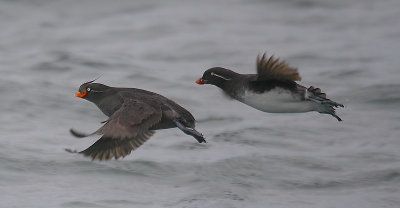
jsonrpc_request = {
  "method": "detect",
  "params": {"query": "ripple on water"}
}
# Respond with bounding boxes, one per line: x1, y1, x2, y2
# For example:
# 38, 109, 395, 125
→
31, 51, 115, 72
350, 84, 400, 107
281, 169, 400, 190
61, 201, 103, 208
196, 116, 243, 123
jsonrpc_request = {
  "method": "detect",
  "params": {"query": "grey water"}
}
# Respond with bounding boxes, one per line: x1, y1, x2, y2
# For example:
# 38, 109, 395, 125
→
1, 0, 400, 207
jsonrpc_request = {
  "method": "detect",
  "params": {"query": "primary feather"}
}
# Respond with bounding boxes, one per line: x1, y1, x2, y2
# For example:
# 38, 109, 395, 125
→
256, 53, 301, 81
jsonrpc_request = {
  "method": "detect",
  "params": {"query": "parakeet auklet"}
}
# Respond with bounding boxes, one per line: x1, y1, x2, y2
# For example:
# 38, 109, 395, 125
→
196, 53, 343, 121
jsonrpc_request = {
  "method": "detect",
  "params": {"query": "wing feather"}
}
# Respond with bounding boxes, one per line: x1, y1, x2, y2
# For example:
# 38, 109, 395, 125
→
256, 53, 301, 81
79, 99, 162, 160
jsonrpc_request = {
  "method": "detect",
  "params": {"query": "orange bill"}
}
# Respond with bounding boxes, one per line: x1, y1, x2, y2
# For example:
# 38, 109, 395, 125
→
195, 78, 205, 85
75, 90, 87, 98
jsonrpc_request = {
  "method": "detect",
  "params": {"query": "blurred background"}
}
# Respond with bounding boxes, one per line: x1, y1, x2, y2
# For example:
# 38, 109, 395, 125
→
0, 0, 399, 207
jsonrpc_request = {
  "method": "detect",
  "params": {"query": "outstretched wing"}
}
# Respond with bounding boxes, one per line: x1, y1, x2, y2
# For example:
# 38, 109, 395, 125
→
256, 53, 301, 82
80, 99, 162, 160
80, 131, 155, 160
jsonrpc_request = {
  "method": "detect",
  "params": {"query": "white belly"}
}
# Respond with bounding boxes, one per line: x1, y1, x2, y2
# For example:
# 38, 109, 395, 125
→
238, 89, 315, 113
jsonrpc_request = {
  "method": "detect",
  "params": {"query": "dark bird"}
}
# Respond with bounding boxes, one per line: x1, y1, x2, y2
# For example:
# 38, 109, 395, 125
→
196, 53, 344, 121
69, 81, 205, 160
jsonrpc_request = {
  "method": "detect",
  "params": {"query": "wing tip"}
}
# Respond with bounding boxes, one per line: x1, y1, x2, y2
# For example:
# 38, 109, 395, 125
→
65, 148, 78, 153
70, 128, 89, 138
76, 130, 155, 161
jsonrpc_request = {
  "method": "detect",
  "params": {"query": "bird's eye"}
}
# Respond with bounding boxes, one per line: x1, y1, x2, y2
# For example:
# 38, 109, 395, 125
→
87, 87, 91, 92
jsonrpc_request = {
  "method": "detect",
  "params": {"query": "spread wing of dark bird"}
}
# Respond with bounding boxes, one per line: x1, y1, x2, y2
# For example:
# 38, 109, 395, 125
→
71, 99, 162, 160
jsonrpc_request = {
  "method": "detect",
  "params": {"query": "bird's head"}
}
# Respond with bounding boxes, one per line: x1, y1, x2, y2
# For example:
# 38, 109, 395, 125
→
75, 81, 110, 102
196, 67, 239, 87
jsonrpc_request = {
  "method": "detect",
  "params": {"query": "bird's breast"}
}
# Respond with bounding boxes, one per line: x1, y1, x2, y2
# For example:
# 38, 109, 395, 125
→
96, 96, 124, 117
238, 88, 315, 113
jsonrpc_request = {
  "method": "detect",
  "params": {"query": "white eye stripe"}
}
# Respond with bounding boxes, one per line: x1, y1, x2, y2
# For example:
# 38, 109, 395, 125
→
86, 87, 104, 93
211, 72, 231, 80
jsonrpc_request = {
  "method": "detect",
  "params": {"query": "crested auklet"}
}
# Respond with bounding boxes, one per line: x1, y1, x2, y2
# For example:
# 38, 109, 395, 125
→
69, 81, 205, 160
196, 53, 344, 121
